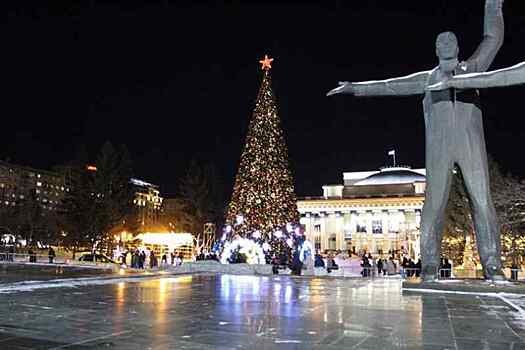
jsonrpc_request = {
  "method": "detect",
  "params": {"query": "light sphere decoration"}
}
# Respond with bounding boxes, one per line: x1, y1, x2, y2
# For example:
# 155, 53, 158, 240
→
236, 215, 244, 225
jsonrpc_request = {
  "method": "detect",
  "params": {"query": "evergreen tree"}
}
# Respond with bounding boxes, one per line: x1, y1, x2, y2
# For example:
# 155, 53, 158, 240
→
226, 56, 299, 239
59, 142, 135, 257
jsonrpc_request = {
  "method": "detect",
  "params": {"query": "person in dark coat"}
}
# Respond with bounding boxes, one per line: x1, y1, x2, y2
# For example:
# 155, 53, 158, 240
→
48, 247, 56, 264
361, 255, 371, 277
377, 258, 383, 275
291, 250, 303, 276
28, 248, 36, 263
415, 259, 422, 277
314, 253, 325, 268
139, 251, 146, 269
149, 251, 156, 269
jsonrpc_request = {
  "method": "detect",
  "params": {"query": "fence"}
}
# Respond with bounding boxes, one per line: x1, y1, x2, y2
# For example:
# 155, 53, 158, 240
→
0, 252, 112, 268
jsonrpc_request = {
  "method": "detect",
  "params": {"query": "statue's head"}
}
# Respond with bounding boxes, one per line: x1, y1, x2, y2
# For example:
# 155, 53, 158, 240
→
436, 31, 459, 73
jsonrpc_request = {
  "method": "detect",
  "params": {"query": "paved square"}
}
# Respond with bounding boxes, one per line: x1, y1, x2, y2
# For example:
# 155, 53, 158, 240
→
1, 274, 525, 349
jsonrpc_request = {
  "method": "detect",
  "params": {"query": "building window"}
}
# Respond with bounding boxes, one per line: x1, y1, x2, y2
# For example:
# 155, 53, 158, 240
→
329, 234, 337, 250
372, 220, 383, 234
356, 220, 367, 233
314, 236, 321, 251
389, 220, 400, 233
314, 224, 321, 233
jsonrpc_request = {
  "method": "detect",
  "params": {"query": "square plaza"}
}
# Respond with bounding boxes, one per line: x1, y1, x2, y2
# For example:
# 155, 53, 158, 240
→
1, 274, 525, 349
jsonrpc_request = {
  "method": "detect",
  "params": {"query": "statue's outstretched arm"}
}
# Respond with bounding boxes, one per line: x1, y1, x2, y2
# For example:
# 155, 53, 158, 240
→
428, 62, 525, 91
467, 0, 505, 72
327, 70, 431, 97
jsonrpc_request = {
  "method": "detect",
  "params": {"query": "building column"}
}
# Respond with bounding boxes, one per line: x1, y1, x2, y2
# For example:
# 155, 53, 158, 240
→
335, 212, 344, 251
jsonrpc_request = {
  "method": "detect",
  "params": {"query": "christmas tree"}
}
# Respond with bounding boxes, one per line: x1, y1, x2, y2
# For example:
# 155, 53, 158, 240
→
226, 55, 300, 241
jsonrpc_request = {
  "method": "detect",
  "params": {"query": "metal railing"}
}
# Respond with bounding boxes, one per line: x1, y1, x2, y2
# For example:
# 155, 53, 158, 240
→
0, 252, 111, 268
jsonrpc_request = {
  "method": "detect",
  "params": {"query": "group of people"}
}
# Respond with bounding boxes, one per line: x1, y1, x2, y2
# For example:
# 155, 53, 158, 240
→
313, 252, 339, 273
399, 256, 422, 278
0, 244, 15, 262
122, 249, 186, 269
195, 251, 219, 262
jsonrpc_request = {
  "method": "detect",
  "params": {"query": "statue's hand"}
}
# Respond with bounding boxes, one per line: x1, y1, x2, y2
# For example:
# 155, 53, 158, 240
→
327, 81, 353, 96
426, 80, 452, 91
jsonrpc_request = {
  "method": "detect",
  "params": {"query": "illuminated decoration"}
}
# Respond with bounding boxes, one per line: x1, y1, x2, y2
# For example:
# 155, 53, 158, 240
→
286, 238, 294, 248
236, 215, 244, 225
136, 232, 193, 251
259, 54, 274, 70
225, 56, 300, 243
274, 230, 283, 239
252, 230, 261, 239
299, 240, 314, 263
220, 237, 266, 265
86, 165, 97, 172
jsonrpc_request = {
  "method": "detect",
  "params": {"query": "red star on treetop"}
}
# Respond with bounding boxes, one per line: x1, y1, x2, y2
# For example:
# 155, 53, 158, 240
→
259, 55, 274, 70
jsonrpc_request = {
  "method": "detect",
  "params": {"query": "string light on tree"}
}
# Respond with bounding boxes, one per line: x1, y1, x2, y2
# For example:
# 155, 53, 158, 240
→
226, 55, 299, 238
224, 54, 300, 259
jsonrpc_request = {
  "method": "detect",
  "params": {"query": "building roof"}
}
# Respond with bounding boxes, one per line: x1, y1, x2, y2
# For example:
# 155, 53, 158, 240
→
354, 167, 425, 186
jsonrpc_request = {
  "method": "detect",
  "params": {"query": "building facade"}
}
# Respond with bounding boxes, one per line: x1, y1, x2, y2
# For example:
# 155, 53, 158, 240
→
131, 178, 163, 228
298, 166, 426, 258
0, 160, 67, 212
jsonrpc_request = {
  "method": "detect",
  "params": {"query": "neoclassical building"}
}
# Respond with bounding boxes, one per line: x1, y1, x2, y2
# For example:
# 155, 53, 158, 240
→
298, 166, 426, 258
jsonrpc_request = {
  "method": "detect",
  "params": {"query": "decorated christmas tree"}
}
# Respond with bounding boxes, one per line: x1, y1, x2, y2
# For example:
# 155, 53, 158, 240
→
225, 55, 300, 241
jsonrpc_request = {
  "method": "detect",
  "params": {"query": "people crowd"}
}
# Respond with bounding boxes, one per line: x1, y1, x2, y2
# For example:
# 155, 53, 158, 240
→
124, 248, 186, 269
286, 247, 438, 279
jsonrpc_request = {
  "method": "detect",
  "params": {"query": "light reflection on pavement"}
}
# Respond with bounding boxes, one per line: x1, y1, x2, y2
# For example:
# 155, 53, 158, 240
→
0, 274, 524, 349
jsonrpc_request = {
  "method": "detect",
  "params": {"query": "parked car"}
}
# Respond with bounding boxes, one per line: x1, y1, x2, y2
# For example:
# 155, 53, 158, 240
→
78, 253, 117, 264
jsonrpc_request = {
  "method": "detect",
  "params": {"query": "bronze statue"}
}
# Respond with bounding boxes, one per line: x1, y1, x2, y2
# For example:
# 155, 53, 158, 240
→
328, 0, 506, 281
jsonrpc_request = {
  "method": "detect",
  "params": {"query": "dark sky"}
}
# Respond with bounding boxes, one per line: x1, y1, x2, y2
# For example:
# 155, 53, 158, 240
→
6, 0, 525, 199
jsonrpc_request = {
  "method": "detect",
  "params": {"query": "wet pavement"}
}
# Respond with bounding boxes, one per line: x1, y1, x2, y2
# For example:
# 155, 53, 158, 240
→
1, 274, 525, 349
1, 265, 113, 284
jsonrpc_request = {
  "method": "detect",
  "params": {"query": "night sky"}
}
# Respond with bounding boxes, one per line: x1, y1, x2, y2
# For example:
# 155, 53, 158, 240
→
6, 1, 525, 199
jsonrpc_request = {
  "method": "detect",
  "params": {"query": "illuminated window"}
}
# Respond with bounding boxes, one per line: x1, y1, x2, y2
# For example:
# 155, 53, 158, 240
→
372, 220, 383, 234
356, 219, 367, 233
314, 224, 321, 233
36, 182, 42, 187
